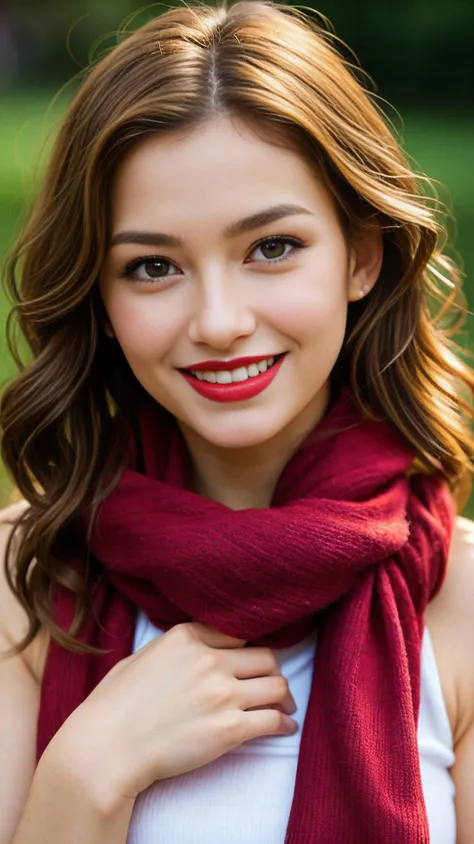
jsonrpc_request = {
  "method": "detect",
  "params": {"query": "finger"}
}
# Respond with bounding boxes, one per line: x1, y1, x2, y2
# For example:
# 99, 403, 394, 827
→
226, 646, 280, 679
240, 708, 299, 741
236, 675, 296, 716
267, 666, 297, 715
227, 649, 297, 715
244, 699, 296, 716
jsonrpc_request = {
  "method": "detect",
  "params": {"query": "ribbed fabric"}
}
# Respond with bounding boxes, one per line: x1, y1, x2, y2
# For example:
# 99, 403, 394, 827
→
36, 388, 455, 843
125, 611, 456, 844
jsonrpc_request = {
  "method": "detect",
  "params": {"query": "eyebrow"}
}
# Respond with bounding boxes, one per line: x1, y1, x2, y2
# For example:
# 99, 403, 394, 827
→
109, 203, 314, 248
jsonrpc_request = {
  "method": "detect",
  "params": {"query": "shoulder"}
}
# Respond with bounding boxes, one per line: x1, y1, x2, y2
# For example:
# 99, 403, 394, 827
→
425, 514, 474, 744
0, 501, 50, 685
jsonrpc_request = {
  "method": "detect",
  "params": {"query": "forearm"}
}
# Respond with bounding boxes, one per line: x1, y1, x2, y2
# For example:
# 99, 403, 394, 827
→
12, 740, 135, 844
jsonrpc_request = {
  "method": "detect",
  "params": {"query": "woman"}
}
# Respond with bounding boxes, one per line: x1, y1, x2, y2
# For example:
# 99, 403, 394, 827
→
0, 2, 473, 842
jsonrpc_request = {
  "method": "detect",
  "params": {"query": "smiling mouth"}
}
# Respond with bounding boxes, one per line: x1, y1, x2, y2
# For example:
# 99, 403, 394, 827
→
183, 353, 285, 384
179, 353, 287, 404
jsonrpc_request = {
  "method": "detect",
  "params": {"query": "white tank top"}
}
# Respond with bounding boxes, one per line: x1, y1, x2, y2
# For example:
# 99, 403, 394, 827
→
127, 611, 456, 844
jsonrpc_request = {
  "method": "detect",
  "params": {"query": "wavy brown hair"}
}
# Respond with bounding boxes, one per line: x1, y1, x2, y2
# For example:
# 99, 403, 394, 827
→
1, 0, 473, 657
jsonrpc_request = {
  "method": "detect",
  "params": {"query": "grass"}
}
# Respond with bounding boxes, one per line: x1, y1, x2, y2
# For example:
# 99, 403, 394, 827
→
0, 93, 473, 517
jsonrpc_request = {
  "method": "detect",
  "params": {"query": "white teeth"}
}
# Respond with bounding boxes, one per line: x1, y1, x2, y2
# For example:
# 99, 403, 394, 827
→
190, 355, 280, 384
231, 367, 249, 383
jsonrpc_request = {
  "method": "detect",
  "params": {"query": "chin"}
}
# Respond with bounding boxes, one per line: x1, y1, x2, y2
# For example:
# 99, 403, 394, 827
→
186, 415, 291, 451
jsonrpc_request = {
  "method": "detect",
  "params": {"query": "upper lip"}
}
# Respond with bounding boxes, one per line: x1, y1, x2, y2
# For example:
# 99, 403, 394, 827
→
183, 353, 283, 372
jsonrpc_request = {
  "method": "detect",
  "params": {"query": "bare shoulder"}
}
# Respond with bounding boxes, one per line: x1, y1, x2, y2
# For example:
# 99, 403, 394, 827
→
423, 515, 474, 842
425, 514, 474, 743
0, 501, 52, 842
0, 501, 50, 685
428, 515, 474, 626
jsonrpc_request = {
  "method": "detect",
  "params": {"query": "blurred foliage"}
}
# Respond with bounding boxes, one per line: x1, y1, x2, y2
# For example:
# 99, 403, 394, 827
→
1, 0, 473, 106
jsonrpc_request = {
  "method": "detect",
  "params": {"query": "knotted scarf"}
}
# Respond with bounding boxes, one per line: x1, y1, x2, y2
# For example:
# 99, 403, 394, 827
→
36, 388, 455, 843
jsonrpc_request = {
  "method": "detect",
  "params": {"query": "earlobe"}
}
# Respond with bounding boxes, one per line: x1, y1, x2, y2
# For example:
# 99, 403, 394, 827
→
104, 321, 116, 338
347, 228, 383, 302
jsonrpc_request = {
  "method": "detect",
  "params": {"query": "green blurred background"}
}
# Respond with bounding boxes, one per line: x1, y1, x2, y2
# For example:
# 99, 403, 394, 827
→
1, 0, 473, 515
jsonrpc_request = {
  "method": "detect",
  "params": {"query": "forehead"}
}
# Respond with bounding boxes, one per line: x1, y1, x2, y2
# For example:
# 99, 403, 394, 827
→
109, 115, 338, 233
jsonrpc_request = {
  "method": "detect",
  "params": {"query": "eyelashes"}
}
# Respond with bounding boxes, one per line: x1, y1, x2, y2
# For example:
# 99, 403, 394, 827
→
120, 235, 308, 284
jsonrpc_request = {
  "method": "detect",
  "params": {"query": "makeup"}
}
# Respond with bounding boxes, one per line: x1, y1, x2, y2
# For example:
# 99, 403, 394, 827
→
180, 353, 287, 403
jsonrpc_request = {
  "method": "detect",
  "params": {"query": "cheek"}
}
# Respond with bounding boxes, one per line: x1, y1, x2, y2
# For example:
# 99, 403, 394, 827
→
266, 270, 348, 346
104, 291, 179, 362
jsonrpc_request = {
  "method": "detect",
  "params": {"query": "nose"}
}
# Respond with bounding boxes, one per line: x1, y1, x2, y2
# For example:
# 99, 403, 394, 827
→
188, 270, 256, 350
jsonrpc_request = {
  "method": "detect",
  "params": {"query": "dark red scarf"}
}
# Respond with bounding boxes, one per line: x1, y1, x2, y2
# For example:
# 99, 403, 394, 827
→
37, 389, 454, 843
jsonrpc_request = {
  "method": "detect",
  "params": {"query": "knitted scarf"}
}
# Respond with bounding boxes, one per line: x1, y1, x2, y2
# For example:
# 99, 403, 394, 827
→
36, 389, 454, 843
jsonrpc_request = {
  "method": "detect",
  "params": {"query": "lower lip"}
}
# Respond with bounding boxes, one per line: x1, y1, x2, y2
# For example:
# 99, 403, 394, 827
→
180, 355, 286, 403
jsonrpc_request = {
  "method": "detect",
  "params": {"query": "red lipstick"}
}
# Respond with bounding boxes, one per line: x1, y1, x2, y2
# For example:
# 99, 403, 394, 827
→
180, 353, 287, 403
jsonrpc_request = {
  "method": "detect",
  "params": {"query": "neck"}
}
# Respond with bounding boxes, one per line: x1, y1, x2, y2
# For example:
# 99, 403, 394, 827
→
178, 387, 330, 510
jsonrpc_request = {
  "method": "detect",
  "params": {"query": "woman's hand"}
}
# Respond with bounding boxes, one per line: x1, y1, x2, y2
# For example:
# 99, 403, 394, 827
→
55, 621, 298, 802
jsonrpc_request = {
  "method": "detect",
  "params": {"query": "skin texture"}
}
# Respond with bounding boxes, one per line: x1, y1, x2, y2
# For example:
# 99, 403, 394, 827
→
99, 115, 382, 509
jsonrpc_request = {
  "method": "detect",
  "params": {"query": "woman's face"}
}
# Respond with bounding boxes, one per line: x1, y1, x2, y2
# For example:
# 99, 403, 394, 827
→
100, 115, 381, 451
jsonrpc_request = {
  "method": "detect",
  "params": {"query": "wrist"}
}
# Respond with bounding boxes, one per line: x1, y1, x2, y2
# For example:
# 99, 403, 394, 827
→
42, 723, 136, 818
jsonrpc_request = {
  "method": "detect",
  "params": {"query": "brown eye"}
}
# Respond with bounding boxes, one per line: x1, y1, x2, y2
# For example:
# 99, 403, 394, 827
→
143, 259, 170, 278
247, 236, 306, 265
260, 239, 286, 259
122, 255, 180, 282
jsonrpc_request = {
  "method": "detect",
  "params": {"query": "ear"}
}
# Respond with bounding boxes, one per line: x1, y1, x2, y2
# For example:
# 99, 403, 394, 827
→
347, 227, 383, 302
103, 320, 115, 338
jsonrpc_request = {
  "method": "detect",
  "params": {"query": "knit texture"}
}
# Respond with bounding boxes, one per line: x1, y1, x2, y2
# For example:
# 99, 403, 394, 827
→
36, 389, 455, 843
